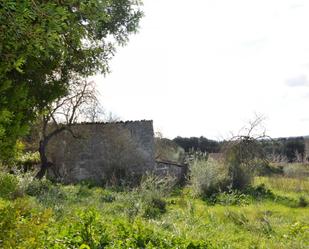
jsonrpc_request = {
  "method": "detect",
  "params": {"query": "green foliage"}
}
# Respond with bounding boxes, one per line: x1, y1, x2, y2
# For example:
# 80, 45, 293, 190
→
0, 172, 19, 199
189, 158, 229, 197
143, 197, 167, 219
0, 0, 143, 160
138, 174, 175, 219
283, 163, 309, 178
76, 209, 109, 248
105, 220, 213, 248
173, 136, 221, 153
246, 183, 274, 198
100, 192, 116, 203
210, 191, 250, 206
224, 137, 267, 190
253, 159, 281, 176
25, 178, 53, 197
120, 174, 175, 221
206, 184, 275, 205
288, 222, 309, 237
0, 198, 52, 248
298, 196, 308, 207
15, 151, 40, 171
0, 173, 308, 248
224, 209, 249, 227
26, 179, 68, 210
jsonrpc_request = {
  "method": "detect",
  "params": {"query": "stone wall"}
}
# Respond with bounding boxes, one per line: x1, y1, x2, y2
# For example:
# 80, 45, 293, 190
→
46, 120, 155, 184
155, 161, 188, 184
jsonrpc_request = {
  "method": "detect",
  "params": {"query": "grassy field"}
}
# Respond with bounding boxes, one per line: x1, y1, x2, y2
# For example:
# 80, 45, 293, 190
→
0, 172, 308, 248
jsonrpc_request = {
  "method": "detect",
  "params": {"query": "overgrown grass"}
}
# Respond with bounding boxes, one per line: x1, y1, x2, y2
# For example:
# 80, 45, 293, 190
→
0, 170, 308, 248
255, 176, 309, 196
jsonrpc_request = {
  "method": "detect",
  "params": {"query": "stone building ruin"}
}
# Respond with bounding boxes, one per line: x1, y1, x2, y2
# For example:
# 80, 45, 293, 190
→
46, 120, 156, 184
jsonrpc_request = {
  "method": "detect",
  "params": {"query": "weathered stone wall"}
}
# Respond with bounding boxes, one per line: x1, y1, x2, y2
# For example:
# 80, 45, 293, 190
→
155, 161, 188, 184
46, 120, 155, 184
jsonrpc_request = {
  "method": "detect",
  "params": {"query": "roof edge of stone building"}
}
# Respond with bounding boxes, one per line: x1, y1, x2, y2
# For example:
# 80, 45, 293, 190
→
68, 120, 153, 126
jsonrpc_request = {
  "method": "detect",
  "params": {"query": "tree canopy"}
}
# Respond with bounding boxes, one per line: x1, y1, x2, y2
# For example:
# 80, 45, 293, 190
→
0, 0, 143, 160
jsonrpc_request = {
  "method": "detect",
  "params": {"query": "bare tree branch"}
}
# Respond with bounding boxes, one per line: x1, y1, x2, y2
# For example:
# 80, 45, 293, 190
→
36, 79, 103, 179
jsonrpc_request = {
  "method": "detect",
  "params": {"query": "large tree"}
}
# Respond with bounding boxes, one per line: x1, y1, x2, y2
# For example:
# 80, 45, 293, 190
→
0, 0, 143, 160
37, 80, 100, 179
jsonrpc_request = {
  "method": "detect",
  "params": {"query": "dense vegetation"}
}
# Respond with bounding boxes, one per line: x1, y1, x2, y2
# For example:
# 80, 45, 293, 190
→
1, 2, 308, 249
0, 0, 143, 161
173, 136, 221, 153
174, 136, 307, 162
0, 162, 308, 249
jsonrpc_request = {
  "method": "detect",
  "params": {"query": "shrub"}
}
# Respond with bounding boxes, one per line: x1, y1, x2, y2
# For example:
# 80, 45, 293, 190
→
139, 174, 175, 218
254, 160, 282, 176
222, 116, 269, 190
143, 197, 167, 219
245, 184, 274, 199
224, 142, 258, 190
121, 174, 176, 220
189, 158, 229, 197
210, 191, 250, 206
298, 196, 308, 207
77, 209, 109, 248
26, 179, 67, 208
224, 209, 249, 227
15, 151, 40, 172
100, 192, 116, 203
0, 172, 19, 199
0, 198, 52, 248
283, 163, 309, 178
25, 178, 53, 197
110, 220, 213, 248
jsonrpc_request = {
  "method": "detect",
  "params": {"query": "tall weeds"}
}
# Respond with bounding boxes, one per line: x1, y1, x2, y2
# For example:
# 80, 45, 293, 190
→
189, 158, 229, 197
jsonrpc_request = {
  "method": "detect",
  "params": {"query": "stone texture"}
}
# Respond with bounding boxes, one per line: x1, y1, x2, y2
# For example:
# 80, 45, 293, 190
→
155, 161, 188, 184
46, 120, 155, 184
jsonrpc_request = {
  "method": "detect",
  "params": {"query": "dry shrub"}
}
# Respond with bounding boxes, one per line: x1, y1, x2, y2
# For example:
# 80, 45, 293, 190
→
222, 115, 269, 190
283, 163, 309, 178
189, 158, 229, 197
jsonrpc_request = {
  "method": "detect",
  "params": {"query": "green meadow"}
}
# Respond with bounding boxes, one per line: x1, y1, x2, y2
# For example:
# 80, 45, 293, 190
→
0, 167, 308, 249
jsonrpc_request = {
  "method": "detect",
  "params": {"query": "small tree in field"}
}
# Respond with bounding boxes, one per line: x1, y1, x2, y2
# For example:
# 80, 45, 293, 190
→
36, 80, 102, 179
223, 115, 269, 190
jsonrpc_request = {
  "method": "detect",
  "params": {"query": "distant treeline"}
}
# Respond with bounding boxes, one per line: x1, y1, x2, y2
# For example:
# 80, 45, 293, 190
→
173, 136, 221, 153
173, 136, 307, 162
261, 137, 305, 162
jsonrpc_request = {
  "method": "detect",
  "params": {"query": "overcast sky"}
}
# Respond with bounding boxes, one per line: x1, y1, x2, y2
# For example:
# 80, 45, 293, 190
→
93, 0, 309, 139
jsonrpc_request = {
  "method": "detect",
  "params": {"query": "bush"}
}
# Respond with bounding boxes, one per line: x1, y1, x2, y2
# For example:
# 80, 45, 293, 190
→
15, 151, 40, 172
222, 116, 269, 190
245, 184, 274, 199
139, 174, 175, 218
109, 220, 213, 248
121, 174, 176, 220
189, 158, 229, 197
210, 191, 250, 206
0, 172, 19, 199
0, 198, 52, 248
254, 160, 283, 176
298, 196, 308, 207
143, 197, 167, 219
26, 179, 67, 208
25, 178, 53, 197
224, 142, 258, 190
283, 163, 309, 178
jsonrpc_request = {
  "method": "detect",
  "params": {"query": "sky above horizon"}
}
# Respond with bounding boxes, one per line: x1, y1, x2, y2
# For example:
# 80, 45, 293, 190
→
93, 0, 309, 140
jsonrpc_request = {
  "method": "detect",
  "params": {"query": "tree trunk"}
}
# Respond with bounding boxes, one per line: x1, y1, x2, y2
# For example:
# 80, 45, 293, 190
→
35, 127, 66, 179
36, 139, 51, 179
